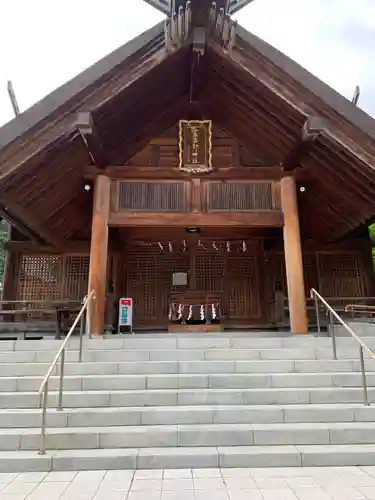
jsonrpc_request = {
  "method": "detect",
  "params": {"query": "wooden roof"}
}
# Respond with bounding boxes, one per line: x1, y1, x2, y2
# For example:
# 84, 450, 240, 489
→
0, 19, 375, 246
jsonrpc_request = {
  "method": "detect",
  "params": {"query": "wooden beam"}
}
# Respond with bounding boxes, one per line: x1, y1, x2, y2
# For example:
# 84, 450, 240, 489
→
281, 116, 326, 171
0, 206, 45, 245
5, 240, 90, 254
280, 174, 308, 334
88, 175, 111, 336
74, 112, 108, 168
109, 211, 283, 227
85, 165, 285, 180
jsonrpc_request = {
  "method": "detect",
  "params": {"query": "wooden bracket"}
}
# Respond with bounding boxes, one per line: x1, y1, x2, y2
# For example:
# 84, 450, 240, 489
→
282, 116, 326, 171
74, 112, 108, 168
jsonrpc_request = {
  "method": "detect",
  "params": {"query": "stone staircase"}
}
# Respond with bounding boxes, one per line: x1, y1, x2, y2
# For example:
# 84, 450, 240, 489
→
2, 333, 375, 472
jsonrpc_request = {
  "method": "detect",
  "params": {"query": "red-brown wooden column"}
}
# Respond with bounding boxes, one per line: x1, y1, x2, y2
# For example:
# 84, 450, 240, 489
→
88, 174, 110, 336
280, 174, 308, 334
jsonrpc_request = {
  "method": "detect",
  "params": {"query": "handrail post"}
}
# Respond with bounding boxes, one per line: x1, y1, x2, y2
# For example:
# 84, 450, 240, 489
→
329, 312, 337, 360
38, 381, 48, 455
57, 349, 65, 411
79, 311, 85, 363
314, 293, 320, 334
359, 345, 370, 406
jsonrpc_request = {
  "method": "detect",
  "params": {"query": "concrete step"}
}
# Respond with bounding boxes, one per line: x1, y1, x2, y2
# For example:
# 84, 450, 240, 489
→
2, 335, 375, 352
2, 372, 375, 392
1, 387, 374, 409
4, 422, 375, 451
4, 444, 375, 472
3, 358, 375, 376
0, 347, 372, 363
3, 403, 375, 428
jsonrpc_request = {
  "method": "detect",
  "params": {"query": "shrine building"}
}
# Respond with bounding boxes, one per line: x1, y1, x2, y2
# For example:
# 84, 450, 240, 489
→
0, 0, 375, 336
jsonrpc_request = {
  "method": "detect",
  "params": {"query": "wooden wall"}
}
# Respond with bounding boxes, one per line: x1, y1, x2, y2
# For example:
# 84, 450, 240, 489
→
14, 254, 89, 301
4, 241, 373, 329
124, 123, 266, 168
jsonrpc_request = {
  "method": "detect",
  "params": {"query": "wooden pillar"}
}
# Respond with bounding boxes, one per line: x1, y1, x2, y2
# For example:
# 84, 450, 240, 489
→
280, 174, 308, 334
88, 175, 110, 336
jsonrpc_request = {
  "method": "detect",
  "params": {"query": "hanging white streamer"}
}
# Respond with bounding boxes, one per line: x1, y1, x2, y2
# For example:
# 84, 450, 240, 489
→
168, 241, 173, 252
212, 303, 216, 320
158, 242, 163, 251
177, 303, 183, 320
187, 305, 192, 320
200, 304, 205, 321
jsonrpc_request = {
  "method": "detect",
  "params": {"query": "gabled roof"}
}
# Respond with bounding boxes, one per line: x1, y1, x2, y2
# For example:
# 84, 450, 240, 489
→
0, 18, 375, 246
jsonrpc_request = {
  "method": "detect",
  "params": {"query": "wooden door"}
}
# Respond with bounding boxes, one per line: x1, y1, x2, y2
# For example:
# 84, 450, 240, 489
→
227, 254, 261, 320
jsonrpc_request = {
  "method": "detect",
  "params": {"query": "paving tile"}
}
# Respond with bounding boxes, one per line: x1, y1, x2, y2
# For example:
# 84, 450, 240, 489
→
260, 490, 299, 500
0, 494, 29, 500
161, 492, 194, 500
0, 475, 17, 484
322, 485, 365, 499
162, 479, 193, 490
285, 477, 321, 488
103, 470, 134, 483
135, 470, 163, 480
227, 492, 264, 500
60, 493, 95, 500
224, 478, 257, 490
293, 488, 333, 500
1, 482, 37, 496
43, 471, 78, 482
26, 481, 69, 500
12, 472, 47, 483
94, 492, 127, 500
221, 469, 252, 478
131, 479, 163, 491
193, 468, 222, 478
128, 492, 161, 500
195, 491, 229, 500
163, 469, 192, 479
193, 478, 226, 490
255, 478, 288, 490
357, 487, 375, 499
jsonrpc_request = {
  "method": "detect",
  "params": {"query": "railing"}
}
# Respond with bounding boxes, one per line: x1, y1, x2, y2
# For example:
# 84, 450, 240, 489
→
37, 290, 96, 455
311, 288, 375, 406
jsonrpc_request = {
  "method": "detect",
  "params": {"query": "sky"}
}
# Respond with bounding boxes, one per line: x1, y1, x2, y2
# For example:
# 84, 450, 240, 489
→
0, 0, 374, 127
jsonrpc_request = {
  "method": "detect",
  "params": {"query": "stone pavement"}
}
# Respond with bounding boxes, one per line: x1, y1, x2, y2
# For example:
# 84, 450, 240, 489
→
2, 467, 375, 500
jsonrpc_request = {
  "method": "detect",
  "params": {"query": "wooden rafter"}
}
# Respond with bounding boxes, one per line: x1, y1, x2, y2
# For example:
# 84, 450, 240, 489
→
74, 112, 107, 168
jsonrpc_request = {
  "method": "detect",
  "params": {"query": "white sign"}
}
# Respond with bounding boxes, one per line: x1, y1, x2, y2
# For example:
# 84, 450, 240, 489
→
118, 298, 133, 330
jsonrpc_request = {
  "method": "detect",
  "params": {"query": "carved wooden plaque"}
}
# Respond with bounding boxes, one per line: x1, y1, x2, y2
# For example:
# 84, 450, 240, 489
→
178, 120, 212, 173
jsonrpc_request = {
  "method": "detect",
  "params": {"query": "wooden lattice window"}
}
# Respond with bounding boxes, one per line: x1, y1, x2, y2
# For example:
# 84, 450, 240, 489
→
195, 254, 224, 292
17, 255, 63, 301
318, 253, 365, 297
117, 181, 188, 211
63, 256, 89, 300
203, 181, 279, 211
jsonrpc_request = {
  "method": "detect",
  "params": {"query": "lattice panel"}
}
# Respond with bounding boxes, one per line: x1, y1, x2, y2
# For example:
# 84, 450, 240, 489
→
303, 253, 319, 295
126, 256, 159, 323
317, 253, 365, 297
63, 256, 89, 300
195, 254, 225, 292
227, 254, 261, 319
203, 181, 278, 211
17, 255, 63, 301
117, 181, 187, 211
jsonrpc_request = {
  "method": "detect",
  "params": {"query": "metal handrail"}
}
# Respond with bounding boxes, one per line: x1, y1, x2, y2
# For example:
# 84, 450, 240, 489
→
37, 290, 96, 455
311, 288, 375, 406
